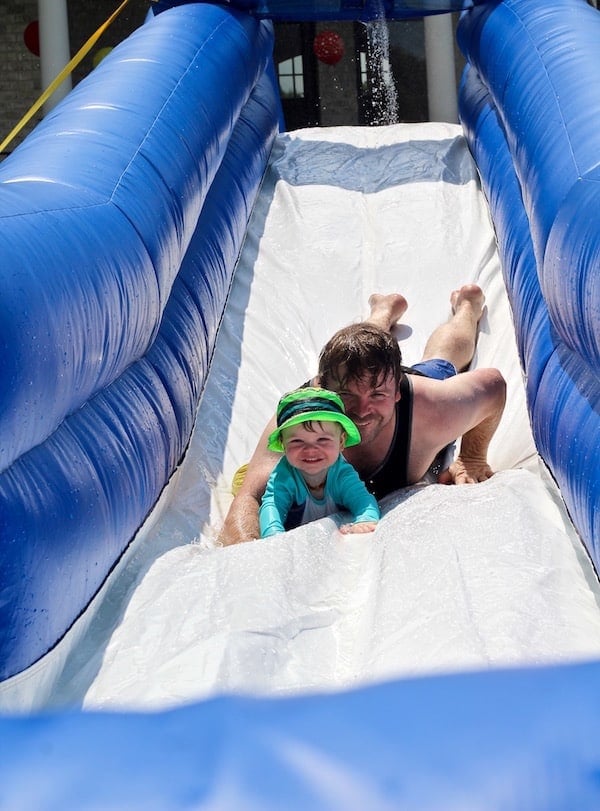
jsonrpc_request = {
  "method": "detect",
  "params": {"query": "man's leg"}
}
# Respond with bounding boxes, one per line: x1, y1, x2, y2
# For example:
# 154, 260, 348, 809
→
366, 293, 408, 331
365, 285, 485, 371
421, 284, 485, 372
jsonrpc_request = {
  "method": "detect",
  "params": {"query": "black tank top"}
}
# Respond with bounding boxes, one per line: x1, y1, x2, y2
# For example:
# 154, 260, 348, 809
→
363, 373, 412, 499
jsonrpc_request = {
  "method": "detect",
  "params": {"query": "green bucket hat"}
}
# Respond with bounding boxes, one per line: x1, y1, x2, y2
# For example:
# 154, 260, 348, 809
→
267, 387, 361, 452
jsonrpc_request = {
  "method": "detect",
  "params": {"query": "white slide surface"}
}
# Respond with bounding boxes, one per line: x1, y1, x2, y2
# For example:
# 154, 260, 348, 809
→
46, 123, 600, 712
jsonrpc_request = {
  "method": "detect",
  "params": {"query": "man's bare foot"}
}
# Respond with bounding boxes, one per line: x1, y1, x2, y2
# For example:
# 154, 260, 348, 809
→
367, 293, 408, 332
421, 284, 485, 371
450, 284, 485, 324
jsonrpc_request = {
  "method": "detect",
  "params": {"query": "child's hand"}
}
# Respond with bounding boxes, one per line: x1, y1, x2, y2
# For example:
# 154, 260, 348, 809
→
339, 521, 377, 535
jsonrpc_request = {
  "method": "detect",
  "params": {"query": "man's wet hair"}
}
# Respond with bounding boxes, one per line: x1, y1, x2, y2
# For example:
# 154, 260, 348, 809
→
318, 324, 403, 391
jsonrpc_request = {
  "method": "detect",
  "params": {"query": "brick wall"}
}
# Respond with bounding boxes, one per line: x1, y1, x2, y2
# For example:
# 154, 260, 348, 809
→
0, 0, 149, 160
68, 0, 149, 86
0, 0, 41, 154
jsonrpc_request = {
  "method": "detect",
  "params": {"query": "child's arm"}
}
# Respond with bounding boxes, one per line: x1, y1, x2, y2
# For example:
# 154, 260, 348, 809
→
333, 459, 380, 535
258, 463, 294, 538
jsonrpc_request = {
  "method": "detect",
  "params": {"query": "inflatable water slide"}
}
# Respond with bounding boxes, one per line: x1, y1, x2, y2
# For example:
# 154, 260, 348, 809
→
2, 0, 600, 806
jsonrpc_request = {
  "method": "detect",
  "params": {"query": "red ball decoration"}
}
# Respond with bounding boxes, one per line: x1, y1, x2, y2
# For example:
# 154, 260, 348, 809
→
313, 30, 344, 66
24, 20, 40, 57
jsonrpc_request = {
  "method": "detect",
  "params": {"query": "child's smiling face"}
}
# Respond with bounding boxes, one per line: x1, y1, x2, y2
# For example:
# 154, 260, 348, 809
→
281, 420, 345, 480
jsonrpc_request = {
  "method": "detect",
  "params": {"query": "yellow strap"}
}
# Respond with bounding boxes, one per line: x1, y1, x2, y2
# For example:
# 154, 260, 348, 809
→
231, 463, 250, 496
0, 0, 132, 155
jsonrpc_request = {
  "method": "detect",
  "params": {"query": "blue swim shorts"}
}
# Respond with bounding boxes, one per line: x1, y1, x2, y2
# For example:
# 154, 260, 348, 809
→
410, 358, 457, 381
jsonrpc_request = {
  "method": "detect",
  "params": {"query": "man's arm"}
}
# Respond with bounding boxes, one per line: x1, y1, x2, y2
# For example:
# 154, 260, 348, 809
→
218, 416, 280, 545
437, 367, 506, 485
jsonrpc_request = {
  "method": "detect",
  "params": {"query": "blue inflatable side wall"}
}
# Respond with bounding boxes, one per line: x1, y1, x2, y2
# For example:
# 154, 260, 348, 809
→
5, 659, 600, 809
458, 0, 600, 569
0, 5, 280, 681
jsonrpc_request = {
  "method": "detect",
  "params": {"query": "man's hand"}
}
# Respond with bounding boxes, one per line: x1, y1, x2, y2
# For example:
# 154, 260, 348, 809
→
438, 457, 494, 485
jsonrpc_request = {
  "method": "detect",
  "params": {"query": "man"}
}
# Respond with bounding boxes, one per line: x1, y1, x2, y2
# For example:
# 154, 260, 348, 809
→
219, 284, 506, 545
